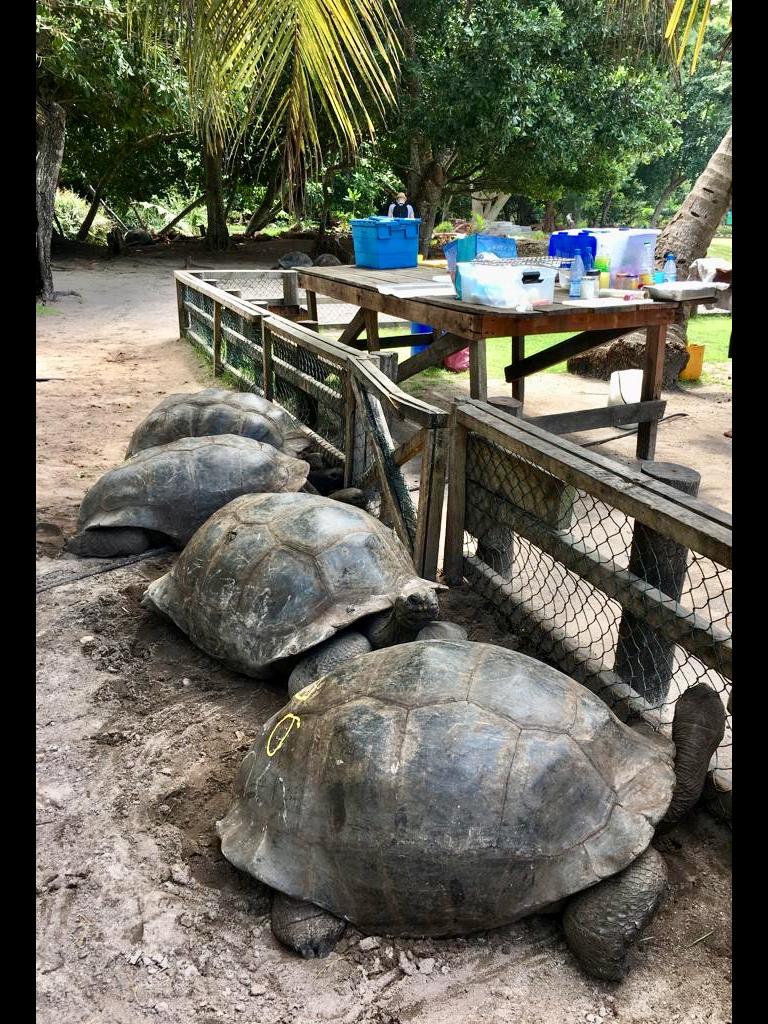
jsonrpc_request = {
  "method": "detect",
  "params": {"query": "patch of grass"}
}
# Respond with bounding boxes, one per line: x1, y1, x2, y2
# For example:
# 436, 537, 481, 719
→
687, 314, 731, 362
36, 303, 60, 316
707, 237, 732, 262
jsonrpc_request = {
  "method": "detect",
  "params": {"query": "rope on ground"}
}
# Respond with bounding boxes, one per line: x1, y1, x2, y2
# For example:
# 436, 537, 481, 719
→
580, 413, 688, 448
36, 548, 171, 594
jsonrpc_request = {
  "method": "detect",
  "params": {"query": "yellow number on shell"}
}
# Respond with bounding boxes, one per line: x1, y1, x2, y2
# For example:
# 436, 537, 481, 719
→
266, 713, 301, 757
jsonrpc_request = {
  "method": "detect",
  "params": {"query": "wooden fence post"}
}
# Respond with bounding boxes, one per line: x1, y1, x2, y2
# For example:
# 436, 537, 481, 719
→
262, 321, 274, 400
175, 278, 187, 338
413, 426, 448, 581
212, 301, 222, 376
443, 403, 468, 584
282, 271, 300, 308
614, 462, 701, 704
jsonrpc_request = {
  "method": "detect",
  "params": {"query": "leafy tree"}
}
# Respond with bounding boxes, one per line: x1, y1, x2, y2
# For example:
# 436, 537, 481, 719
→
391, 0, 679, 251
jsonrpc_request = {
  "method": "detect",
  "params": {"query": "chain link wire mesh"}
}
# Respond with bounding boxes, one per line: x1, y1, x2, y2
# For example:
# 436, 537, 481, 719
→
462, 429, 732, 787
196, 270, 302, 305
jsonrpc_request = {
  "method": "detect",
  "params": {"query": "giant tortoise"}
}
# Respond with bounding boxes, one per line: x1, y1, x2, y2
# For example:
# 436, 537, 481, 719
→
66, 435, 308, 557
141, 492, 441, 687
217, 640, 725, 980
126, 389, 310, 459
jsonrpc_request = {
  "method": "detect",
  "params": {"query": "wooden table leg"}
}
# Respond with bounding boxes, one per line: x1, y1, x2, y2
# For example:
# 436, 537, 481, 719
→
636, 323, 667, 460
363, 308, 380, 352
469, 339, 488, 401
306, 289, 318, 321
511, 335, 525, 405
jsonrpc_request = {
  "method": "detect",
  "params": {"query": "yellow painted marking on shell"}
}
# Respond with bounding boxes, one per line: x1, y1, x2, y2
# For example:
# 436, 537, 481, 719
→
266, 713, 301, 757
293, 679, 325, 704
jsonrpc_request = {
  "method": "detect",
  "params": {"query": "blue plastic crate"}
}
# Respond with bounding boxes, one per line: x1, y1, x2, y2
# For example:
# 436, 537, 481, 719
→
351, 216, 421, 269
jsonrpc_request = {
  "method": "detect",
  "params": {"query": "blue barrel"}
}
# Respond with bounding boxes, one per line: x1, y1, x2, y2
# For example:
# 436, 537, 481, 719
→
410, 321, 431, 356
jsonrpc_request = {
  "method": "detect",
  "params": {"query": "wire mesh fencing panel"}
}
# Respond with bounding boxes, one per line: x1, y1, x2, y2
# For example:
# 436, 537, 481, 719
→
265, 318, 349, 468
190, 269, 306, 306
444, 400, 732, 789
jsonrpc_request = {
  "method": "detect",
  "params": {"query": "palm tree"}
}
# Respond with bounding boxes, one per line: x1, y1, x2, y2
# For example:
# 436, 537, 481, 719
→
131, 0, 402, 249
611, 1, 731, 273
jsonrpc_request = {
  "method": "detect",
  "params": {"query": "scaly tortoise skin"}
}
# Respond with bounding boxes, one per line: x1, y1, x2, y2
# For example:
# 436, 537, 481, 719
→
142, 492, 441, 680
67, 435, 308, 557
126, 388, 309, 459
217, 641, 726, 978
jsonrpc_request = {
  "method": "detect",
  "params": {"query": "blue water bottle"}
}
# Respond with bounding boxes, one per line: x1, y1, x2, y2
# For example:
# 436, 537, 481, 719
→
663, 252, 677, 283
569, 249, 585, 298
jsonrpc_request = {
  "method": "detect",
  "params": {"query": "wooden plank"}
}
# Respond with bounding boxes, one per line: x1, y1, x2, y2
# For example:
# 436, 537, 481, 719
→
376, 333, 434, 349
396, 333, 471, 383
469, 339, 488, 400
460, 397, 732, 533
363, 308, 380, 351
414, 427, 448, 581
525, 400, 666, 435
183, 300, 214, 326
212, 302, 222, 377
337, 308, 367, 346
487, 396, 522, 417
174, 271, 265, 322
636, 323, 667, 460
455, 402, 731, 566
352, 358, 448, 429
504, 328, 635, 381
282, 271, 300, 307
464, 496, 731, 678
351, 377, 413, 549
511, 335, 525, 403
272, 357, 343, 407
187, 328, 213, 358
443, 407, 468, 584
262, 325, 274, 401
266, 314, 356, 365
342, 370, 356, 488
175, 278, 187, 336
357, 429, 425, 491
306, 289, 318, 321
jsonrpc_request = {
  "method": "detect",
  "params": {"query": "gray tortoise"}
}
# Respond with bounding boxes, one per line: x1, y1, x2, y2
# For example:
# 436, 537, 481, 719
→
217, 640, 725, 980
126, 389, 310, 459
142, 492, 441, 686
66, 436, 309, 558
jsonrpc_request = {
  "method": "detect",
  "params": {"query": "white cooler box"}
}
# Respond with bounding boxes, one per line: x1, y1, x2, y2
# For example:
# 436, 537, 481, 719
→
456, 263, 557, 309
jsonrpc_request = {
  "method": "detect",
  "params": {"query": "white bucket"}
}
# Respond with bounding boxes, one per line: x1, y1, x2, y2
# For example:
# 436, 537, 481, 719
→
607, 369, 643, 429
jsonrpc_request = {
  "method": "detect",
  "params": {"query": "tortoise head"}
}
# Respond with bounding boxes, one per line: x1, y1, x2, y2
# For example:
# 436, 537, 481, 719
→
393, 580, 440, 631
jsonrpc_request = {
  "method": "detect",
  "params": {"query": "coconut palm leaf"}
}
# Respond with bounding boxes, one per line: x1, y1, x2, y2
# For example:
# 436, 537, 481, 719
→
130, 0, 401, 189
608, 0, 731, 73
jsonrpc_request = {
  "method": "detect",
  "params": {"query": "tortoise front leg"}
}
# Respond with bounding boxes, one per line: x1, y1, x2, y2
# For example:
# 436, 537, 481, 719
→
562, 846, 667, 981
271, 892, 346, 959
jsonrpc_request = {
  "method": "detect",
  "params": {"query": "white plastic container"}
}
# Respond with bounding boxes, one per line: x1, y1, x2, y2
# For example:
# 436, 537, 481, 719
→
456, 263, 557, 309
607, 369, 643, 429
587, 229, 660, 285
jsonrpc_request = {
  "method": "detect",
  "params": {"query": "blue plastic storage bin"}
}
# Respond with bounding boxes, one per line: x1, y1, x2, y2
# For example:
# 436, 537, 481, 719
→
351, 216, 421, 269
410, 321, 432, 356
443, 235, 518, 280
548, 230, 598, 264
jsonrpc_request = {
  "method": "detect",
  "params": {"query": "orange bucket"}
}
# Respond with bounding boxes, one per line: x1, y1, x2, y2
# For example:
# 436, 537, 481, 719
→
680, 343, 705, 381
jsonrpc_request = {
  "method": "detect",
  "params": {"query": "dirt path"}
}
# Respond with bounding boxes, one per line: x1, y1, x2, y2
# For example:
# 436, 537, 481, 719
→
36, 258, 731, 1024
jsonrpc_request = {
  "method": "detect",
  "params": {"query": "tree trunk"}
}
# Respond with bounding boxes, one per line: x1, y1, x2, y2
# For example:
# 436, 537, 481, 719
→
245, 174, 281, 236
36, 99, 66, 301
656, 126, 732, 278
650, 176, 684, 227
158, 195, 206, 236
599, 192, 614, 227
542, 200, 556, 233
203, 140, 229, 251
76, 183, 105, 242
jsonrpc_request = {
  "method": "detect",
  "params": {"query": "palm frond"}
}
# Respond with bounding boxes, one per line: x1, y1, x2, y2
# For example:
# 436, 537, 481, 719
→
608, 0, 729, 73
129, 0, 401, 198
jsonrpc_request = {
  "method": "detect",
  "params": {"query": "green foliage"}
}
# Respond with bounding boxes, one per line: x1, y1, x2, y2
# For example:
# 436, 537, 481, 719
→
54, 188, 113, 243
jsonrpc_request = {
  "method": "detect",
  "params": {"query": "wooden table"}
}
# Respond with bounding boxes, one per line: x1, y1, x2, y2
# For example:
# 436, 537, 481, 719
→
298, 265, 689, 460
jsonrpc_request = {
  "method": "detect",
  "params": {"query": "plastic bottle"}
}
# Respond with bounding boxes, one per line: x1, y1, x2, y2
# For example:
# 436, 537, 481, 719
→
663, 252, 677, 283
569, 249, 585, 298
640, 242, 654, 286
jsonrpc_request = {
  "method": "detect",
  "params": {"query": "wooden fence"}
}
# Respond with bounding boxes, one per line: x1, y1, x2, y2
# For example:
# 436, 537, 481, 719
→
174, 269, 448, 579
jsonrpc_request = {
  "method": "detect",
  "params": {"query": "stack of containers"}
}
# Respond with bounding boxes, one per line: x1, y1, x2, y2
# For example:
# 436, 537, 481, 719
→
443, 235, 518, 285
549, 228, 660, 287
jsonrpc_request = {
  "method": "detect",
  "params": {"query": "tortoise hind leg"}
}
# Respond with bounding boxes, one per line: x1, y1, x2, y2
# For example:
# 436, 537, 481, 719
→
65, 527, 152, 558
271, 893, 345, 959
562, 847, 667, 981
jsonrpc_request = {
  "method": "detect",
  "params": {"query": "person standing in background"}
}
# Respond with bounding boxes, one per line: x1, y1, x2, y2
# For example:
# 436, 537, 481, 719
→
388, 192, 415, 218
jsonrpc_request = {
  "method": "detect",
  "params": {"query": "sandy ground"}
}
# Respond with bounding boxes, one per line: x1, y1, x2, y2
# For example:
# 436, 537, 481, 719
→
37, 254, 732, 1024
